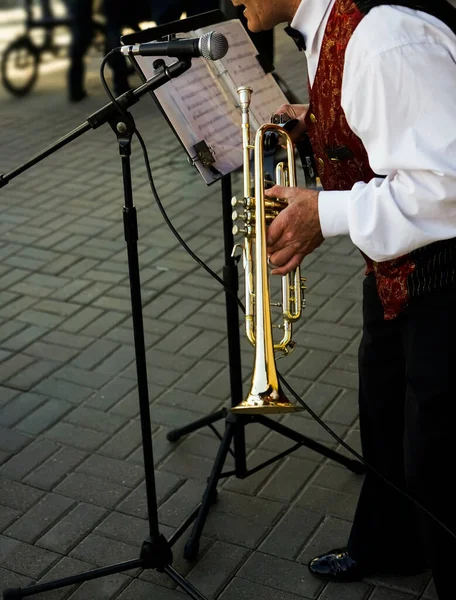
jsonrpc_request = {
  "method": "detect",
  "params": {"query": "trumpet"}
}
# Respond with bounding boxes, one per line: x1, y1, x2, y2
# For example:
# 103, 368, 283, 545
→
231, 86, 306, 414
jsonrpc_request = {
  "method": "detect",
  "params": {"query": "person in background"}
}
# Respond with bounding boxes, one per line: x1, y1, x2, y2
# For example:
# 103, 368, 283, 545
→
231, 0, 456, 599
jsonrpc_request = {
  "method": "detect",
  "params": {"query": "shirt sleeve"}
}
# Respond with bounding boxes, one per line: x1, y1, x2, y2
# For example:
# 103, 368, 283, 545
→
318, 29, 456, 262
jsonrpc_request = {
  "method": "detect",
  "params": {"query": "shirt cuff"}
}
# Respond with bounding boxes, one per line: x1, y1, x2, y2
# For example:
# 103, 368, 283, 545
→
318, 190, 351, 238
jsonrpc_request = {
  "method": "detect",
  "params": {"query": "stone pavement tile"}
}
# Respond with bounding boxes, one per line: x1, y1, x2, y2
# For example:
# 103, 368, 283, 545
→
259, 507, 322, 561
312, 464, 363, 497
0, 438, 59, 481
68, 339, 119, 371
296, 484, 358, 523
94, 512, 150, 548
160, 450, 218, 483
0, 505, 20, 532
24, 447, 87, 491
15, 398, 73, 436
0, 535, 59, 579
64, 572, 132, 600
64, 407, 126, 435
68, 533, 139, 569
43, 330, 95, 350
322, 390, 358, 427
117, 472, 183, 520
219, 577, 313, 600
98, 422, 145, 460
0, 427, 32, 454
171, 433, 235, 464
76, 454, 144, 488
156, 390, 223, 415
44, 422, 110, 452
4, 493, 75, 544
6, 359, 62, 391
223, 449, 279, 496
35, 556, 96, 600
237, 551, 322, 598
52, 365, 113, 390
117, 579, 187, 600
0, 392, 47, 428
0, 477, 43, 512
157, 479, 209, 529
32, 378, 95, 405
173, 360, 225, 394
23, 341, 80, 364
37, 502, 107, 555
367, 571, 432, 599
316, 581, 374, 599
1, 325, 48, 352
320, 367, 358, 391
257, 456, 318, 504
0, 353, 35, 383
54, 472, 131, 509
158, 324, 204, 355
202, 510, 270, 549
0, 567, 33, 592
87, 376, 137, 412
128, 427, 176, 467
186, 540, 249, 599
363, 588, 423, 599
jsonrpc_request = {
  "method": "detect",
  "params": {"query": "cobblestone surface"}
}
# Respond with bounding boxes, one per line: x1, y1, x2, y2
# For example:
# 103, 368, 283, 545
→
0, 7, 441, 600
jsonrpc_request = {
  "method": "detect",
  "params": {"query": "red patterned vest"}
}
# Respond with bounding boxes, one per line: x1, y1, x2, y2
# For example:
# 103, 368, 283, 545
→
305, 0, 456, 319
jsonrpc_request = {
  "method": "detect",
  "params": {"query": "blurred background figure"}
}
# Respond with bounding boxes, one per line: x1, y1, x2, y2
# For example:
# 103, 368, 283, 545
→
65, 0, 144, 102
65, 0, 93, 101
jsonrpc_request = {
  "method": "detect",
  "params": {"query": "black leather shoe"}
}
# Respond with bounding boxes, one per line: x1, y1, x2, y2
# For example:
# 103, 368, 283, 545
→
308, 548, 365, 582
308, 548, 426, 582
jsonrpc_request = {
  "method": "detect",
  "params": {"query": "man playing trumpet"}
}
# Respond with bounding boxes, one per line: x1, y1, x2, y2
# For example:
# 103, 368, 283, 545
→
230, 0, 456, 598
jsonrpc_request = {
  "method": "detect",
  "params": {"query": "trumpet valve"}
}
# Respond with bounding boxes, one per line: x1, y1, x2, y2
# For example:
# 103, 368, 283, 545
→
232, 224, 254, 237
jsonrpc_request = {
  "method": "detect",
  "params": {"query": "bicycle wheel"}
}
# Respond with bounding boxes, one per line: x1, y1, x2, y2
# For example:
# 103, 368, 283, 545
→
1, 35, 40, 97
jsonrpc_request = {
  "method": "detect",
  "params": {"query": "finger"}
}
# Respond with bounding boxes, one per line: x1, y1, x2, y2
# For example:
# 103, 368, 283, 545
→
264, 185, 291, 199
266, 211, 287, 247
271, 254, 303, 276
269, 246, 297, 269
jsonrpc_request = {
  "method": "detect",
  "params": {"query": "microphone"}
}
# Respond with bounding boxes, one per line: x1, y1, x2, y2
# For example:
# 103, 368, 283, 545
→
120, 31, 229, 62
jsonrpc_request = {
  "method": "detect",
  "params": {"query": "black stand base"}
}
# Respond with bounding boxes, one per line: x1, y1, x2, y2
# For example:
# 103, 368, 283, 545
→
168, 410, 364, 560
3, 534, 206, 600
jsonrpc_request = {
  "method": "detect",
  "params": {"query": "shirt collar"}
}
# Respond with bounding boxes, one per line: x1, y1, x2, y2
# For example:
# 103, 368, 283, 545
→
290, 0, 335, 57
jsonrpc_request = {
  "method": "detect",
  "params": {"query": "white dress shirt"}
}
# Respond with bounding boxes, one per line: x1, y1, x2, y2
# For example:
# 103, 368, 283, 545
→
291, 0, 456, 262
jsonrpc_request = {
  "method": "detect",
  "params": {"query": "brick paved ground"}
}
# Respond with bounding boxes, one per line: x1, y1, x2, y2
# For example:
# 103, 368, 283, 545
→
0, 8, 442, 600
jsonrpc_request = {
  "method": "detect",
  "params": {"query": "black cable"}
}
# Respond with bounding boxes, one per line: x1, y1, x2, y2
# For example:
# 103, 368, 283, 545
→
99, 55, 456, 543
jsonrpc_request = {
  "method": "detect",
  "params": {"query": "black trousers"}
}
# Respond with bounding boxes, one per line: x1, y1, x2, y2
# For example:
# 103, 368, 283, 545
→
347, 273, 456, 599
66, 0, 93, 98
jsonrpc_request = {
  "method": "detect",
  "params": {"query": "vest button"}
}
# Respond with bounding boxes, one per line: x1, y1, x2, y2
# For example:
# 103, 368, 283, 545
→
317, 157, 325, 168
309, 113, 317, 124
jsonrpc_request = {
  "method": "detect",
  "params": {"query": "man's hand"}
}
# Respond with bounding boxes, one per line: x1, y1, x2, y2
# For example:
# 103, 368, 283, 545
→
265, 185, 324, 275
273, 104, 309, 143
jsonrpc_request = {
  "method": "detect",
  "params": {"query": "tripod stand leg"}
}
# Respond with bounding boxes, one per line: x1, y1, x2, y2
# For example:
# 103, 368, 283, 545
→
183, 418, 236, 560
167, 409, 226, 442
254, 415, 365, 474
164, 566, 208, 600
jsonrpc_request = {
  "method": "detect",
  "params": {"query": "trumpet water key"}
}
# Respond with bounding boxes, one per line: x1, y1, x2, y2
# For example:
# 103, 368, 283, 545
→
231, 86, 307, 414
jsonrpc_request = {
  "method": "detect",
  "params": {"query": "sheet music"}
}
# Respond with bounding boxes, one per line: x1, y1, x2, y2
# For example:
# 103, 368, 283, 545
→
133, 19, 289, 184
136, 54, 242, 183
197, 20, 288, 128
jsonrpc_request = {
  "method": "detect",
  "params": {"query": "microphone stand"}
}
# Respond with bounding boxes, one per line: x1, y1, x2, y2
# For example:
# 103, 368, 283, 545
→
1, 59, 207, 600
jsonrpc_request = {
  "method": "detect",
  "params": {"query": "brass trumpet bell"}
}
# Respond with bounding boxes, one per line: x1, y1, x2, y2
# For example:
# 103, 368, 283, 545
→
231, 387, 302, 414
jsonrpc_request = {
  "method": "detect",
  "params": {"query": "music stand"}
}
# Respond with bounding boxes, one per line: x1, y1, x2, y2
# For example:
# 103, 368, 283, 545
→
0, 59, 208, 600
122, 11, 365, 562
